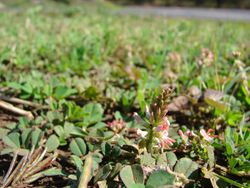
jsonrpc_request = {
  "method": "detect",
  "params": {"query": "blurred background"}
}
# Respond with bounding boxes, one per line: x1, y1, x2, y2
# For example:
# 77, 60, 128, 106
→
0, 0, 250, 9
109, 0, 250, 9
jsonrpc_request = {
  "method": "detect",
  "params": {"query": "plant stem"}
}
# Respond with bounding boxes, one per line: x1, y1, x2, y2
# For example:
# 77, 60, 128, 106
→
146, 125, 154, 153
78, 154, 93, 188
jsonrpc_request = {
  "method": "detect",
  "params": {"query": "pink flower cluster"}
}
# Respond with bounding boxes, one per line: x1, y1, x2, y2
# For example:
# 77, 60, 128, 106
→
178, 128, 220, 144
134, 111, 176, 149
155, 120, 176, 149
107, 119, 125, 132
178, 129, 197, 144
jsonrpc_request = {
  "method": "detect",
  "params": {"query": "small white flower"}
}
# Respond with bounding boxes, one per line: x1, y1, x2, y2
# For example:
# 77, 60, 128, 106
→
137, 129, 148, 138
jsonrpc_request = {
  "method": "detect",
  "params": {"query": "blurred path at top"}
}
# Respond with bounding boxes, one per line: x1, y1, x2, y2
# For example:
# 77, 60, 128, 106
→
117, 6, 250, 21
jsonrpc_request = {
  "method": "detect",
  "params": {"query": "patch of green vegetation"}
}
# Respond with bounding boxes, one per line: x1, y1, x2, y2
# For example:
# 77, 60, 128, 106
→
0, 2, 249, 187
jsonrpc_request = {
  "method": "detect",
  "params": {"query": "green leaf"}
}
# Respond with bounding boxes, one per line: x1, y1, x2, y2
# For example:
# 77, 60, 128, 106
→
1, 148, 14, 155
18, 117, 29, 129
120, 165, 144, 187
139, 153, 155, 167
54, 126, 65, 138
166, 152, 178, 169
206, 145, 215, 169
3, 132, 21, 148
7, 82, 22, 90
53, 85, 76, 99
82, 103, 104, 126
130, 184, 145, 188
21, 128, 32, 148
42, 167, 64, 176
65, 102, 85, 121
109, 163, 122, 179
21, 83, 33, 94
204, 89, 227, 111
47, 111, 64, 123
157, 152, 177, 170
93, 122, 107, 129
25, 167, 64, 184
101, 142, 112, 156
64, 122, 85, 137
94, 164, 112, 183
54, 125, 67, 145
46, 135, 60, 152
32, 128, 42, 148
92, 152, 103, 164
174, 158, 199, 179
71, 155, 83, 172
146, 170, 175, 187
0, 128, 9, 139
205, 98, 227, 111
70, 138, 87, 156
110, 145, 121, 157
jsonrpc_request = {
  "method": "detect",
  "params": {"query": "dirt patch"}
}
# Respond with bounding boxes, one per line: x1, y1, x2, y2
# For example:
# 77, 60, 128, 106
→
0, 110, 19, 127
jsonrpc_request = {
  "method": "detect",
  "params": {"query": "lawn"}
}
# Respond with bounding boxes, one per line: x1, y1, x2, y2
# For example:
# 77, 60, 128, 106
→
0, 1, 250, 187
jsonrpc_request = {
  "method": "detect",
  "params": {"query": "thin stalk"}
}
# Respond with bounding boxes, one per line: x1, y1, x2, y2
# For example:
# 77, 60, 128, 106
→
78, 154, 93, 188
2, 151, 18, 184
146, 125, 154, 153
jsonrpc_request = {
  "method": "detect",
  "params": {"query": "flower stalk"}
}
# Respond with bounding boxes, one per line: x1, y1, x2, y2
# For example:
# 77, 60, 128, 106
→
134, 88, 175, 153
146, 124, 154, 153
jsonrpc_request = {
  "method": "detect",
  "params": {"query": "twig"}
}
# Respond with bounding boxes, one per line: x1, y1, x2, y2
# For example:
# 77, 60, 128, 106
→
0, 94, 41, 108
1, 152, 24, 188
0, 100, 34, 119
166, 166, 190, 184
2, 151, 18, 184
78, 154, 93, 188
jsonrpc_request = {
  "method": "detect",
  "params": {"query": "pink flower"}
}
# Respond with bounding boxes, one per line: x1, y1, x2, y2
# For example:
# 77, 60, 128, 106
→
156, 117, 170, 131
155, 119, 175, 149
178, 130, 189, 143
178, 129, 197, 144
107, 119, 125, 132
200, 129, 217, 142
156, 131, 176, 149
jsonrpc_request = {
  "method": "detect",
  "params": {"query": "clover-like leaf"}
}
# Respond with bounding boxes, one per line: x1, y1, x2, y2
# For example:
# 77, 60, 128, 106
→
31, 128, 42, 148
82, 103, 104, 126
94, 164, 112, 183
157, 151, 177, 170
120, 165, 144, 187
174, 158, 199, 179
21, 128, 32, 148
46, 135, 60, 152
3, 132, 21, 148
70, 138, 87, 156
53, 85, 76, 100
146, 170, 175, 187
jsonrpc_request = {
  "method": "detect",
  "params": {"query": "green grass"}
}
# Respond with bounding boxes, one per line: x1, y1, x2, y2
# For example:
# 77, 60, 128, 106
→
0, 2, 249, 187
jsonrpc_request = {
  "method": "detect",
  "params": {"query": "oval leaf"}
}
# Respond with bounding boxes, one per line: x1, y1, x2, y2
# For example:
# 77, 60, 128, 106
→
46, 135, 60, 152
174, 158, 199, 179
70, 138, 86, 156
120, 165, 144, 187
3, 132, 20, 148
94, 164, 112, 183
146, 170, 175, 187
